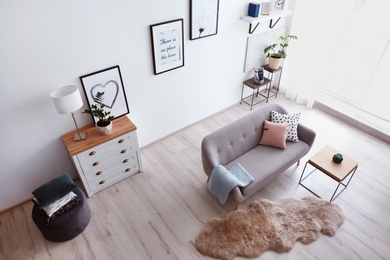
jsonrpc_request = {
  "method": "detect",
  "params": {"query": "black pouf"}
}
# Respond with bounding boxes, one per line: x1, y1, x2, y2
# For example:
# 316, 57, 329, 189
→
32, 187, 91, 242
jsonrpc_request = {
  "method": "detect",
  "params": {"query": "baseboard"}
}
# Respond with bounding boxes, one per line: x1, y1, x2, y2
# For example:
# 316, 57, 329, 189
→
314, 101, 390, 145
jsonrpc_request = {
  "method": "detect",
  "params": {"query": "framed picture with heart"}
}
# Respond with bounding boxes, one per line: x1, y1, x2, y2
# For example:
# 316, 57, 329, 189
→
80, 65, 129, 124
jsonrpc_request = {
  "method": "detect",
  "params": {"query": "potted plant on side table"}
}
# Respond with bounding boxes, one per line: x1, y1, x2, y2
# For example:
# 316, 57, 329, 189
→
263, 34, 298, 70
83, 92, 114, 135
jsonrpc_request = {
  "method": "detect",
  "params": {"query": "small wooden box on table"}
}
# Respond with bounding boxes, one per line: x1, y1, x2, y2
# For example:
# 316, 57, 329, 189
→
62, 116, 143, 197
240, 77, 271, 110
299, 145, 358, 201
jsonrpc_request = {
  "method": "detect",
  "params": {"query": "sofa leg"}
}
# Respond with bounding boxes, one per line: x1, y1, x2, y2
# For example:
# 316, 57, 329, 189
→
235, 203, 239, 210
297, 160, 300, 166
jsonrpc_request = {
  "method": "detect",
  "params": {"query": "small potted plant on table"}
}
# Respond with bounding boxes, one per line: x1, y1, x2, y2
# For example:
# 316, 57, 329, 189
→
263, 34, 298, 69
83, 92, 114, 135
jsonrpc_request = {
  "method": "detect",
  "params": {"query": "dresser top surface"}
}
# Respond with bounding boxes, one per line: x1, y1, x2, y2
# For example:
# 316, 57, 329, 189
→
62, 116, 137, 156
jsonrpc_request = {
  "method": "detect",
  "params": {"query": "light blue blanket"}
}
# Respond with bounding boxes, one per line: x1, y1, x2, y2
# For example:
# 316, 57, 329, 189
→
208, 163, 254, 204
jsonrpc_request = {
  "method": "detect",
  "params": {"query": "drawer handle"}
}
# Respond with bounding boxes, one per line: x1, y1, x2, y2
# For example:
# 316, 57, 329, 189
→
121, 149, 127, 154
93, 162, 99, 166
99, 180, 105, 185
123, 159, 129, 163
96, 171, 102, 176
125, 168, 131, 172
89, 151, 96, 156
118, 139, 125, 143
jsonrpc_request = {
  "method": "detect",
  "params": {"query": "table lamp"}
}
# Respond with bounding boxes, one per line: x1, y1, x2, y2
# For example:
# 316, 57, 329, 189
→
50, 85, 87, 141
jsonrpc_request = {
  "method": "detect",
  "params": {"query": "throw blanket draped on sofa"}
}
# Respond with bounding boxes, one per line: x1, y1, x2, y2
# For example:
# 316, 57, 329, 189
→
208, 164, 254, 204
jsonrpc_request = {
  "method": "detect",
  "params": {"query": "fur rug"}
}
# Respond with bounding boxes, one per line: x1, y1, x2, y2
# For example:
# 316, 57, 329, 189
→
195, 196, 345, 260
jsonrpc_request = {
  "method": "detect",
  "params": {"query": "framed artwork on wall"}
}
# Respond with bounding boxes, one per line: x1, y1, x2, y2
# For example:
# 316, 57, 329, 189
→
150, 19, 185, 75
80, 65, 129, 124
190, 0, 220, 40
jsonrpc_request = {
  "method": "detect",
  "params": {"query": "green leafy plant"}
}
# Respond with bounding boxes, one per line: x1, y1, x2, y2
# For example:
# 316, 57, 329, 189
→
263, 35, 298, 59
83, 92, 114, 127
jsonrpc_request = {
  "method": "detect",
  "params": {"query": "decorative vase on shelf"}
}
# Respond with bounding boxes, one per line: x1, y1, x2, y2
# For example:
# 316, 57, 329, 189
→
96, 121, 112, 135
253, 67, 264, 84
332, 153, 343, 164
268, 55, 283, 70
83, 91, 114, 136
263, 35, 298, 70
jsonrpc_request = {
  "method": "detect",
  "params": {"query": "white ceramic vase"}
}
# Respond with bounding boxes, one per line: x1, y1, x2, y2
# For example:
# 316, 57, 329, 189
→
268, 56, 283, 70
96, 121, 112, 135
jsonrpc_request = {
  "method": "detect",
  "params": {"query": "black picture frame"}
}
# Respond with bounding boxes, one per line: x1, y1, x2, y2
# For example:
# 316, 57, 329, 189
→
80, 65, 129, 124
150, 19, 185, 75
190, 0, 220, 40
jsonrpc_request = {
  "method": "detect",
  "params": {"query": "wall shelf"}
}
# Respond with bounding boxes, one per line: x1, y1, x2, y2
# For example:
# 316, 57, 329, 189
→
240, 10, 293, 34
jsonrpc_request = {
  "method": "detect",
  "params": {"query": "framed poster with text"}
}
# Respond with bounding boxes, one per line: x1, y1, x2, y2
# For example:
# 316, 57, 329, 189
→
150, 19, 184, 75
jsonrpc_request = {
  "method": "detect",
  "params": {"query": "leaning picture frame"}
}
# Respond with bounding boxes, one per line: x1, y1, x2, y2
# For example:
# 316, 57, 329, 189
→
80, 65, 129, 124
190, 0, 220, 40
261, 2, 271, 15
150, 19, 185, 75
274, 0, 285, 10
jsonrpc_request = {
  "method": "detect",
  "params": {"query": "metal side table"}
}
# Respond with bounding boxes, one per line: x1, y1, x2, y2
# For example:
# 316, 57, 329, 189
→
263, 64, 283, 98
240, 77, 271, 111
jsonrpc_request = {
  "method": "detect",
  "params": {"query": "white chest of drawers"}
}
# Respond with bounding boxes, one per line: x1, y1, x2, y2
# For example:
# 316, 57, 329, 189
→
62, 116, 142, 197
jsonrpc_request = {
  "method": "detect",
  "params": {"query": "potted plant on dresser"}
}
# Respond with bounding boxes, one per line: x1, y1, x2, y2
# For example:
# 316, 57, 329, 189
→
83, 92, 114, 135
263, 34, 298, 69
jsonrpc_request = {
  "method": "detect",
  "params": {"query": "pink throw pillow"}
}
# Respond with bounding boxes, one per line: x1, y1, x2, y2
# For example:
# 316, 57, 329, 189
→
259, 120, 289, 149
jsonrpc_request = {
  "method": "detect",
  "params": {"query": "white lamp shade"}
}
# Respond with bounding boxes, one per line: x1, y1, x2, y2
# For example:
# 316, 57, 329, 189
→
51, 85, 83, 114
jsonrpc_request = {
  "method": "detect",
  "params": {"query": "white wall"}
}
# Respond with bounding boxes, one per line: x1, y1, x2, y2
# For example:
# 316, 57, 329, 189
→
0, 0, 293, 211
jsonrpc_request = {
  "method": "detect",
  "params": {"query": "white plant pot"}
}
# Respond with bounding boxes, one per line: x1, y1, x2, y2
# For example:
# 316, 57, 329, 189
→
268, 56, 283, 70
96, 121, 112, 135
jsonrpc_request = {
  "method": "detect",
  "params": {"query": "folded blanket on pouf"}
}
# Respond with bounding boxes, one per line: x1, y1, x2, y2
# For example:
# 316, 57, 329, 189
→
31, 173, 91, 242
32, 173, 81, 224
32, 187, 91, 242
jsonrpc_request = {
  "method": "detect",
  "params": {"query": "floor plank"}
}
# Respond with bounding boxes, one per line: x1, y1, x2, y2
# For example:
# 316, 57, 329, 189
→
1, 97, 389, 260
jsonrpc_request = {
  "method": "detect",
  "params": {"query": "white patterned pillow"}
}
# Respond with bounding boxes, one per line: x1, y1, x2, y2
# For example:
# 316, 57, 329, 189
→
270, 111, 301, 142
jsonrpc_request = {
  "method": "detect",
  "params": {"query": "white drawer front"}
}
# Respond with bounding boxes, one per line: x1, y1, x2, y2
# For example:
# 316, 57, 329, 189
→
73, 130, 142, 197
84, 153, 139, 181
79, 150, 137, 173
88, 160, 140, 193
78, 133, 137, 164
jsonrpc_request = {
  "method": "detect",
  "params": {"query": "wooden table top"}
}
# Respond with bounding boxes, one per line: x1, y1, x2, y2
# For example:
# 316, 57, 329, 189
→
62, 116, 137, 156
308, 145, 358, 182
243, 77, 271, 90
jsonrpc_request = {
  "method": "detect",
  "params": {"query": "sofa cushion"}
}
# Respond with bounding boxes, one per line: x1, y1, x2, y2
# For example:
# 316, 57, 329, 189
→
201, 103, 290, 177
271, 111, 301, 142
225, 141, 310, 196
259, 120, 289, 149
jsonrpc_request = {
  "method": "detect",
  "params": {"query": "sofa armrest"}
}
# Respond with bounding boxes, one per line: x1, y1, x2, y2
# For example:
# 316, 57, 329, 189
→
297, 123, 316, 148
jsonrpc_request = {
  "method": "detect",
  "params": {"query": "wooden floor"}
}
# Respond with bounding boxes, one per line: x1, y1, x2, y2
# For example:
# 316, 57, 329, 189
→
1, 97, 390, 260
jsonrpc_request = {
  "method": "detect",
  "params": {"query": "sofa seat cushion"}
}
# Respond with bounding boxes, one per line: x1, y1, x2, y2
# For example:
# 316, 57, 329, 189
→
225, 141, 310, 196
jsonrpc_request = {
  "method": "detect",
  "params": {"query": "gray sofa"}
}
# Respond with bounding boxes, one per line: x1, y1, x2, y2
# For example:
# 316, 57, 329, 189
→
201, 103, 316, 208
